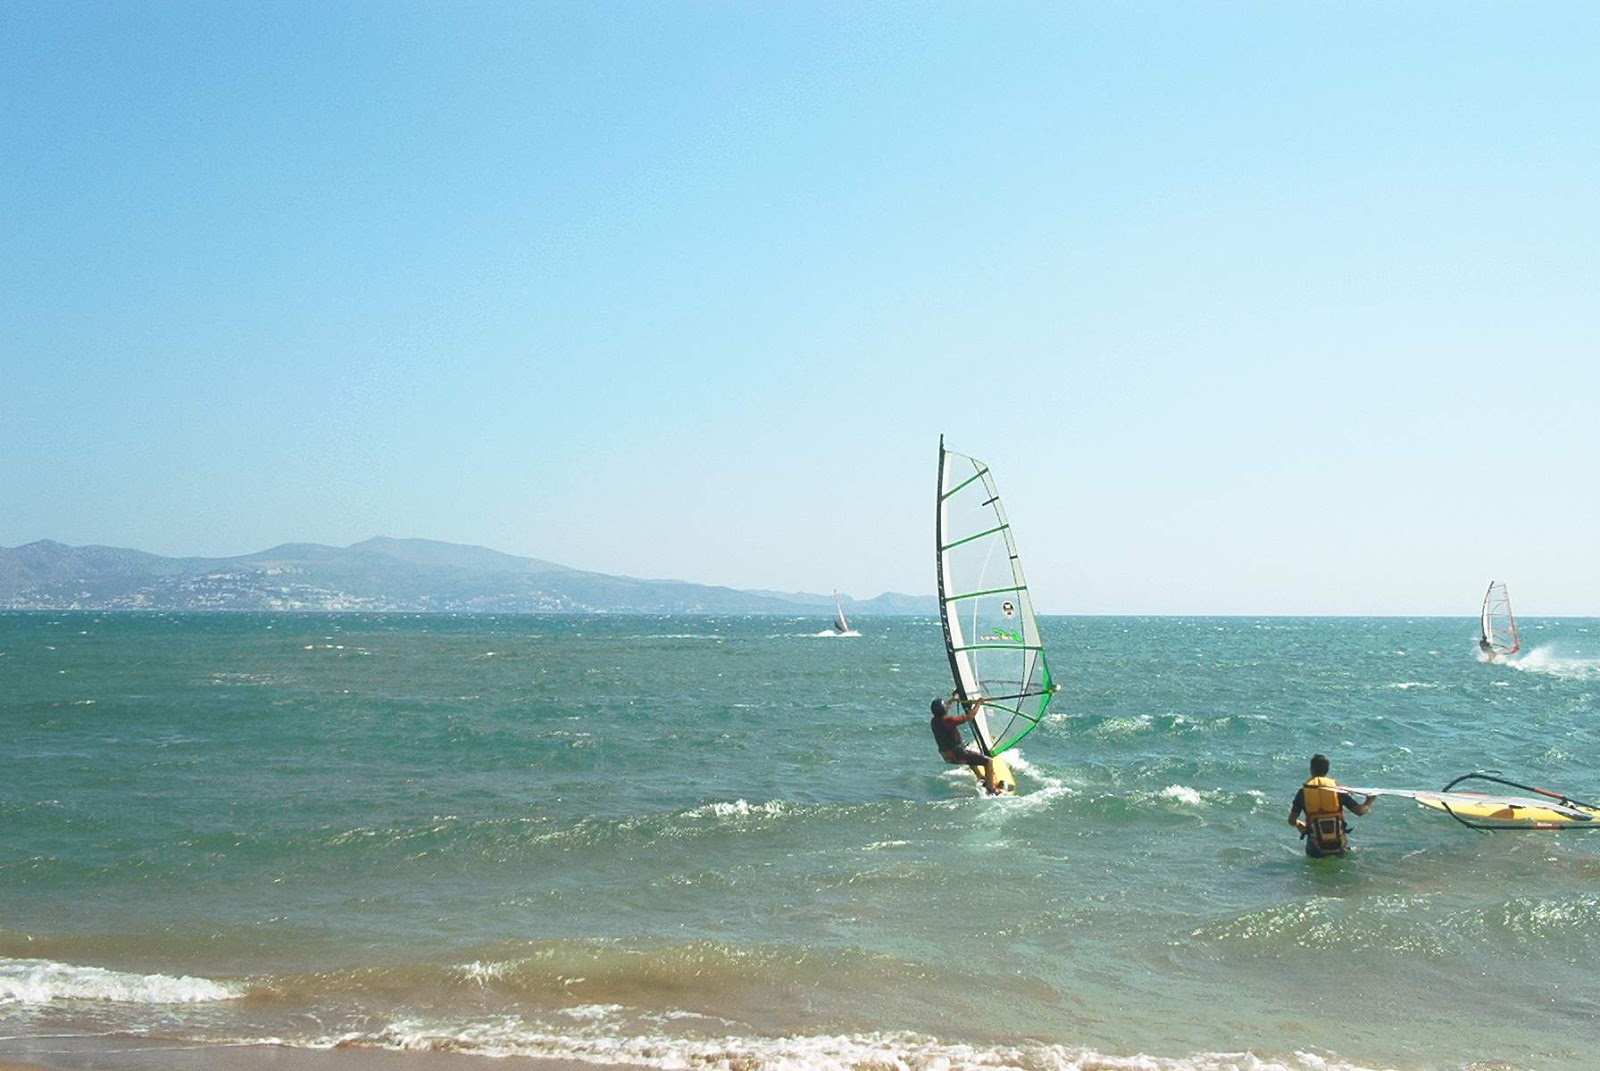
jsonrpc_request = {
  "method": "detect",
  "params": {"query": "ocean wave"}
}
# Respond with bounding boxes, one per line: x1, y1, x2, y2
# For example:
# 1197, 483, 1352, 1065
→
460, 796, 806, 857
1454, 894, 1600, 951
253, 940, 945, 1013
1509, 647, 1600, 681
1191, 892, 1600, 960
1089, 714, 1155, 737
1079, 712, 1262, 740
642, 633, 727, 641
996, 752, 1075, 805
0, 957, 242, 1004
1159, 785, 1207, 808
299, 643, 371, 655
302, 1018, 1396, 1071
1066, 784, 1233, 814
688, 798, 790, 820
1189, 897, 1452, 957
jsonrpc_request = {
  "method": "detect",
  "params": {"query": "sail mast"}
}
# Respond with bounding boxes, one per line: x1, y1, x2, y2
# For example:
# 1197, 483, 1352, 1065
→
935, 437, 978, 704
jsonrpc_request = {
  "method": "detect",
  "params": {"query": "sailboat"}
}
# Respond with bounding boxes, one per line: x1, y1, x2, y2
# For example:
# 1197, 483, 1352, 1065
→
935, 437, 1058, 795
1478, 581, 1520, 661
825, 590, 858, 636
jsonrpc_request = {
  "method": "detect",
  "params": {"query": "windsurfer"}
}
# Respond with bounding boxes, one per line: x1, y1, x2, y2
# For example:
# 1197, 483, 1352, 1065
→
1288, 753, 1373, 857
930, 693, 992, 783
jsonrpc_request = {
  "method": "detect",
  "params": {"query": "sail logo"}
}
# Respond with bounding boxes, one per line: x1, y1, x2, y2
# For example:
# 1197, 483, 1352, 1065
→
987, 627, 1023, 644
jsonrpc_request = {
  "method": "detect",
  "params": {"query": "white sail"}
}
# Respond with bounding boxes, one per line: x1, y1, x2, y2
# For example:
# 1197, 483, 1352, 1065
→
935, 437, 1057, 756
832, 590, 851, 634
1479, 581, 1520, 658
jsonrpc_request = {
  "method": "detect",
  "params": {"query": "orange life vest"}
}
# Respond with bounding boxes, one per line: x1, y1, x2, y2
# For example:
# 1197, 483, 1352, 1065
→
1301, 776, 1347, 854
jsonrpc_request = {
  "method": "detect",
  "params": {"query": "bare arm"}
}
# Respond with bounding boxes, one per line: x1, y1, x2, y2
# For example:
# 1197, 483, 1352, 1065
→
946, 692, 984, 724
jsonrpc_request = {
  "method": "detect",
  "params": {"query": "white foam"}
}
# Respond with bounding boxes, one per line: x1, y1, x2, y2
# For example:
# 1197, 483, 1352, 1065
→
1094, 714, 1154, 737
999, 751, 1075, 806
303, 1018, 1394, 1071
692, 799, 788, 819
1508, 646, 1600, 681
556, 1003, 627, 1022
0, 957, 242, 1005
1160, 785, 1206, 808
454, 960, 512, 985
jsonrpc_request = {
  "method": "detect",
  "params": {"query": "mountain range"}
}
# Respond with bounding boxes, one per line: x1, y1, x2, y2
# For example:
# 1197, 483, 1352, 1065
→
0, 537, 935, 615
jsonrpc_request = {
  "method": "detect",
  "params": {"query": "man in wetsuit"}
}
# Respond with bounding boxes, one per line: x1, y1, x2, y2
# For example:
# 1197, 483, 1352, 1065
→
930, 692, 992, 784
1287, 753, 1374, 857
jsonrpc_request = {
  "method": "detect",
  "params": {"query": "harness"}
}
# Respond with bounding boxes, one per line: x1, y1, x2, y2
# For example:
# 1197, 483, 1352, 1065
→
1301, 776, 1347, 854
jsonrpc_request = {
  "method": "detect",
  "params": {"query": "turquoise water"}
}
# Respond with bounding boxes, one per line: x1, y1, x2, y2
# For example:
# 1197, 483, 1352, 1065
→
3, 612, 1599, 1071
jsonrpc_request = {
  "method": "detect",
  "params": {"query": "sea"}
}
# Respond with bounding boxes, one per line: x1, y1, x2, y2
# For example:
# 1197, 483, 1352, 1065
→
3, 612, 1599, 1071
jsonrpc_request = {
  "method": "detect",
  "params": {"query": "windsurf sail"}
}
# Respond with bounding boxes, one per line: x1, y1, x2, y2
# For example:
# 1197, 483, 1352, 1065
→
1342, 772, 1600, 831
1478, 581, 1520, 658
832, 590, 851, 634
935, 437, 1058, 756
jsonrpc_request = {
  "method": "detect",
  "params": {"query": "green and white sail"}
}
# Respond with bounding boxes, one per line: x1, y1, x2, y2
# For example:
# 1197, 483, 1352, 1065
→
935, 437, 1057, 756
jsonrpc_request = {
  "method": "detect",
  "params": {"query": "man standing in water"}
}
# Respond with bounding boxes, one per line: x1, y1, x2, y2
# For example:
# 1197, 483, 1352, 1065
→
1288, 753, 1374, 857
930, 692, 992, 784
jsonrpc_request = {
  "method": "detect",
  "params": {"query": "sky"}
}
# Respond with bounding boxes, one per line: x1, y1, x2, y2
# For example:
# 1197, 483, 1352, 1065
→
3, 2, 1597, 615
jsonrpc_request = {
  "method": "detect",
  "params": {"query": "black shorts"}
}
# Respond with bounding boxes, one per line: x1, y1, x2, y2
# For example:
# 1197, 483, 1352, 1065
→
941, 747, 987, 768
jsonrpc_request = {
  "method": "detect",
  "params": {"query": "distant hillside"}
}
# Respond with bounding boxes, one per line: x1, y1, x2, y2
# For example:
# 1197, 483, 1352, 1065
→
0, 537, 935, 615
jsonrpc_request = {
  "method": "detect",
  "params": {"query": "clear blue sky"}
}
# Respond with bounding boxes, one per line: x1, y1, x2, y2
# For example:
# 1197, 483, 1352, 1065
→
4, 3, 1597, 615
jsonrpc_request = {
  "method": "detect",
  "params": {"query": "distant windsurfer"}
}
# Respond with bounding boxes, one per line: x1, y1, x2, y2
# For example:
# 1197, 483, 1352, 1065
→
930, 692, 992, 785
1478, 582, 1519, 661
1287, 753, 1373, 858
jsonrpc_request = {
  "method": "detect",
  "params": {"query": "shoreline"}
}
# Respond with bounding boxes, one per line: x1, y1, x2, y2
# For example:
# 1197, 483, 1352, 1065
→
0, 1044, 641, 1071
